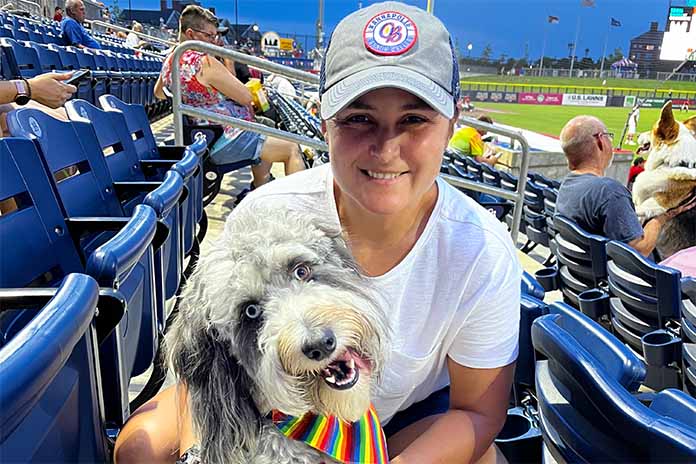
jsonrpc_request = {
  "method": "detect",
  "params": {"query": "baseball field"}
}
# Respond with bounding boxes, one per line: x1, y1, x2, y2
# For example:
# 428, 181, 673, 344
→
459, 75, 695, 150
473, 103, 694, 150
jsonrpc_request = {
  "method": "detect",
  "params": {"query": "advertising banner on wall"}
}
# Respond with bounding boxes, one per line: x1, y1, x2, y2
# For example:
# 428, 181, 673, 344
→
462, 90, 518, 103
672, 98, 695, 107
624, 95, 637, 107
639, 98, 668, 108
607, 95, 626, 107
562, 93, 608, 107
518, 92, 563, 105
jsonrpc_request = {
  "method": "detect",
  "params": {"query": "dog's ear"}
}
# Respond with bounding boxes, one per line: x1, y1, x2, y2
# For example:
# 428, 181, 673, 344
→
684, 115, 696, 135
654, 101, 680, 144
166, 264, 262, 463
168, 322, 261, 463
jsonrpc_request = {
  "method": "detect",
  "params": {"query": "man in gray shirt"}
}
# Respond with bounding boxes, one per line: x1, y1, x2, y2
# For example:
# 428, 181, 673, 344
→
555, 116, 694, 257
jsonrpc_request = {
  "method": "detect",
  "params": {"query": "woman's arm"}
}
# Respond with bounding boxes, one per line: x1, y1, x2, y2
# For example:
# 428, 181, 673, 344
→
154, 72, 166, 100
388, 359, 514, 463
197, 55, 253, 106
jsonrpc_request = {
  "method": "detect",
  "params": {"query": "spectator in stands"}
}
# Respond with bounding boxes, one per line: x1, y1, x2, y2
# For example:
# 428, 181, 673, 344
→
61, 0, 101, 49
556, 115, 696, 257
0, 73, 76, 135
53, 6, 63, 22
125, 21, 155, 51
155, 5, 304, 190
448, 115, 501, 166
115, 3, 518, 463
627, 156, 645, 191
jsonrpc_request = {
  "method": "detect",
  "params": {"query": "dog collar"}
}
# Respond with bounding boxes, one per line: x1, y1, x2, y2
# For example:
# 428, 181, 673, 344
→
272, 404, 389, 463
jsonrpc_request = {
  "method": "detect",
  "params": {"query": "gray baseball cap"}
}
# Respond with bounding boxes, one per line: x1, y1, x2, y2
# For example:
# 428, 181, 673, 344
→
319, 1, 460, 120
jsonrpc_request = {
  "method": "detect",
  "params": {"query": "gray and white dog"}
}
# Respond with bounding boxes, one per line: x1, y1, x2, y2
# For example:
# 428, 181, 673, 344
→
166, 206, 390, 464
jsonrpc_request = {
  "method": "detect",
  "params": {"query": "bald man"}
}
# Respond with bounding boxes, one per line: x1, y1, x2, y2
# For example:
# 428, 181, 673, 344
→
555, 116, 694, 257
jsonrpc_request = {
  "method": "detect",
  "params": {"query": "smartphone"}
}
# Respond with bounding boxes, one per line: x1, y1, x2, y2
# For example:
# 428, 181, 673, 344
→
65, 69, 91, 86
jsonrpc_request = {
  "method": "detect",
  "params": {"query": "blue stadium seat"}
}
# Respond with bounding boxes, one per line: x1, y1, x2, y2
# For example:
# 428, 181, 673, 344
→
0, 136, 158, 426
0, 37, 42, 78
605, 240, 685, 390
532, 301, 696, 462
65, 99, 185, 327
544, 215, 608, 309
28, 42, 62, 72
5, 110, 172, 424
522, 181, 549, 252
99, 95, 207, 251
682, 278, 696, 397
516, 294, 546, 391
0, 274, 120, 462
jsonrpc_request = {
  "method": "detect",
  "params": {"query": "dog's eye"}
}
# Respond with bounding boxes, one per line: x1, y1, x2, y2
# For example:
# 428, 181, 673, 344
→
292, 263, 312, 281
244, 304, 262, 319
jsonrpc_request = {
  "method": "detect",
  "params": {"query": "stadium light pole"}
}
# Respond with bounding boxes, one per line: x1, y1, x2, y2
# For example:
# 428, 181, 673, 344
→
569, 15, 581, 77
599, 20, 611, 78
539, 27, 548, 77
467, 42, 473, 58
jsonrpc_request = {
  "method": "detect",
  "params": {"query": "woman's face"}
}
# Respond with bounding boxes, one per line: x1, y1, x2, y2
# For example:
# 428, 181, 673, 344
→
324, 88, 456, 217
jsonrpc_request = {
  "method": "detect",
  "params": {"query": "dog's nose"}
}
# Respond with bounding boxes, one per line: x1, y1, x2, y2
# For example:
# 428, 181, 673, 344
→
302, 330, 336, 361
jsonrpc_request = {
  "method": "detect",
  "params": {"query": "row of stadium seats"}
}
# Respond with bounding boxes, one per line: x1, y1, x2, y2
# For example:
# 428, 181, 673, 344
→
0, 11, 136, 55
0, 37, 168, 117
0, 95, 208, 461
534, 214, 696, 396
444, 151, 696, 461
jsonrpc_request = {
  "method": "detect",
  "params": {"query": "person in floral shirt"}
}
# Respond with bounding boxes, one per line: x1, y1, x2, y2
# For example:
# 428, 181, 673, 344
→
156, 5, 305, 189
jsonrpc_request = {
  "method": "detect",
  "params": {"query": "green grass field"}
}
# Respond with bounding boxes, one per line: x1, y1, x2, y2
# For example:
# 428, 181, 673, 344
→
460, 75, 696, 93
474, 103, 695, 151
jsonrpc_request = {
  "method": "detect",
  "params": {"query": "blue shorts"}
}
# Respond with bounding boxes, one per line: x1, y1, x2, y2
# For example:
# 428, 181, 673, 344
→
383, 386, 450, 437
209, 130, 266, 166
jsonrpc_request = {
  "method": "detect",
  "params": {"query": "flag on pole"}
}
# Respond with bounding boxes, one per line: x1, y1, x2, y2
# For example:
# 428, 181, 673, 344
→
581, 0, 596, 6
610, 17, 622, 27
548, 15, 560, 24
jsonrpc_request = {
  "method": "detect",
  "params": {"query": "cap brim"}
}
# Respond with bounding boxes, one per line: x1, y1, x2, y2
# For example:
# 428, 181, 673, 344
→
320, 65, 454, 120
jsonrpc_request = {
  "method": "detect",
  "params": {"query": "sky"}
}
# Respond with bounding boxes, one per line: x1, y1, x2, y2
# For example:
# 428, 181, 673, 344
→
120, 0, 679, 61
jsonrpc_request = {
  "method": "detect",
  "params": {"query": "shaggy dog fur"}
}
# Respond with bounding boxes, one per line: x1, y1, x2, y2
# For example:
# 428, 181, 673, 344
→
165, 206, 390, 463
632, 101, 696, 259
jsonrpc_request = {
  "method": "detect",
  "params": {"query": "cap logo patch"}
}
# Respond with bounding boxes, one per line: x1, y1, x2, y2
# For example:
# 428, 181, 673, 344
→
363, 10, 418, 56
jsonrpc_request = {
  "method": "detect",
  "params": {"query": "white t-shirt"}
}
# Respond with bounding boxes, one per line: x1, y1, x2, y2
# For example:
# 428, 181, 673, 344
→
125, 32, 139, 48
227, 165, 522, 423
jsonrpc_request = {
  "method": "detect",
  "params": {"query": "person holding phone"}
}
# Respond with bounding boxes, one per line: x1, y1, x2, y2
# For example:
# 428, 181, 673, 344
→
0, 72, 77, 136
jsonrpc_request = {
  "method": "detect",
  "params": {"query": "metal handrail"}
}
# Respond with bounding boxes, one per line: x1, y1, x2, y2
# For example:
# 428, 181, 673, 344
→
445, 116, 530, 244
0, 0, 41, 16
171, 40, 322, 150
87, 19, 175, 47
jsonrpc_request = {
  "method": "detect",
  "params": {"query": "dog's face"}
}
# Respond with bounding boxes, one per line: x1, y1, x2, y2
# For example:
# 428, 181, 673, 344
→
170, 206, 389, 426
645, 101, 696, 175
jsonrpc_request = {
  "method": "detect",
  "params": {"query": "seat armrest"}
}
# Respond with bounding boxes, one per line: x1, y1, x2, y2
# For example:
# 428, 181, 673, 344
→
171, 148, 199, 180
85, 204, 158, 287
142, 171, 184, 217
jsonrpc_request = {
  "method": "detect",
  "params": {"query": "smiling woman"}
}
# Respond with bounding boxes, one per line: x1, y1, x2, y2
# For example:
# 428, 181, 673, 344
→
113, 2, 520, 464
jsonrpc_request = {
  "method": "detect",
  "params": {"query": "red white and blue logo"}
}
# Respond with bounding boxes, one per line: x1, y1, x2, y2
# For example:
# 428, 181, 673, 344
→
363, 10, 418, 56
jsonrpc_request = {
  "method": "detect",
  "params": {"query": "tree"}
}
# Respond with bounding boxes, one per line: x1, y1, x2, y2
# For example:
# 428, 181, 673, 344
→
481, 44, 493, 62
607, 47, 624, 63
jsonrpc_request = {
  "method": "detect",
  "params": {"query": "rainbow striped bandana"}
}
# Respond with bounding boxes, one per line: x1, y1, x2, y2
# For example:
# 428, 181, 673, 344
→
272, 404, 389, 463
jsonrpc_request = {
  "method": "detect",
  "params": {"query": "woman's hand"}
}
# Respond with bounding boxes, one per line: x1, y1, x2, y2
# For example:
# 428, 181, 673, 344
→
28, 72, 77, 108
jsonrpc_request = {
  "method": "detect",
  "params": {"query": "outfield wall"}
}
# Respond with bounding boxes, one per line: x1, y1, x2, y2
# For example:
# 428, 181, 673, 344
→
461, 90, 695, 109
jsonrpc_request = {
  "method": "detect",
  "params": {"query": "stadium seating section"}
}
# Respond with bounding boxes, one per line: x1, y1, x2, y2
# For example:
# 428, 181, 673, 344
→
0, 11, 169, 118
1, 9, 695, 463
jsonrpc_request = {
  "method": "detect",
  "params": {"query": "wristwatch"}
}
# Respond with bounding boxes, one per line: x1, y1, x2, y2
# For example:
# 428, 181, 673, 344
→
12, 79, 31, 105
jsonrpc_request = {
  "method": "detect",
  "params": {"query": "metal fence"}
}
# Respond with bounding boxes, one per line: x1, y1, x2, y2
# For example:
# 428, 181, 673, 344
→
169, 40, 531, 243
